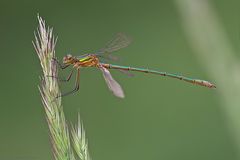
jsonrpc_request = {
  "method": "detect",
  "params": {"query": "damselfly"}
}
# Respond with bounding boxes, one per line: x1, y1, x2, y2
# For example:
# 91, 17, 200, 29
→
52, 33, 216, 98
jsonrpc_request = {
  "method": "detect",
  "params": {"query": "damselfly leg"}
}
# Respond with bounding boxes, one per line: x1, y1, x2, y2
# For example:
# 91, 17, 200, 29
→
47, 69, 74, 82
56, 69, 80, 98
52, 57, 70, 69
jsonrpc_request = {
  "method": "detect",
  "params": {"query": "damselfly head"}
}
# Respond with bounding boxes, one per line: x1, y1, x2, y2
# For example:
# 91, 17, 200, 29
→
63, 54, 74, 64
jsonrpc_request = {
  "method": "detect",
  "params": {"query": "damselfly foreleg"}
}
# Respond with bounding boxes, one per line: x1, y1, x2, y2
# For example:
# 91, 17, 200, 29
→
47, 69, 74, 82
52, 57, 70, 69
56, 69, 80, 98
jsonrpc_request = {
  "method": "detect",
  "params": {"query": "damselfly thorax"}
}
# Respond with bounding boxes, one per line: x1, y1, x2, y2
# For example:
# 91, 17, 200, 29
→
64, 54, 101, 68
77, 54, 100, 68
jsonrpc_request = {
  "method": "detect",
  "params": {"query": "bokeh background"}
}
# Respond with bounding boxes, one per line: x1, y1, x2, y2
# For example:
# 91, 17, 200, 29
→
0, 0, 240, 160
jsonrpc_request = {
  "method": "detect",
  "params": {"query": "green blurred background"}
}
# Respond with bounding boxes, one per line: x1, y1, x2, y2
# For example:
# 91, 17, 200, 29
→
0, 0, 240, 160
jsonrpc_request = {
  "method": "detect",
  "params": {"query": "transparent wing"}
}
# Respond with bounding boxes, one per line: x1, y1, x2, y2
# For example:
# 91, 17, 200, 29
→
118, 69, 134, 77
99, 66, 125, 98
98, 33, 132, 54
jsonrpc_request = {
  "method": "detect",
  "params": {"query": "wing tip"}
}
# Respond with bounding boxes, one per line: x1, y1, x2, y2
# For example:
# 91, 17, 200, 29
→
113, 89, 125, 98
116, 92, 125, 98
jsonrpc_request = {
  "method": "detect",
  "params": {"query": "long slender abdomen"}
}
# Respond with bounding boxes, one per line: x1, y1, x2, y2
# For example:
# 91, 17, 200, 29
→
101, 63, 216, 88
